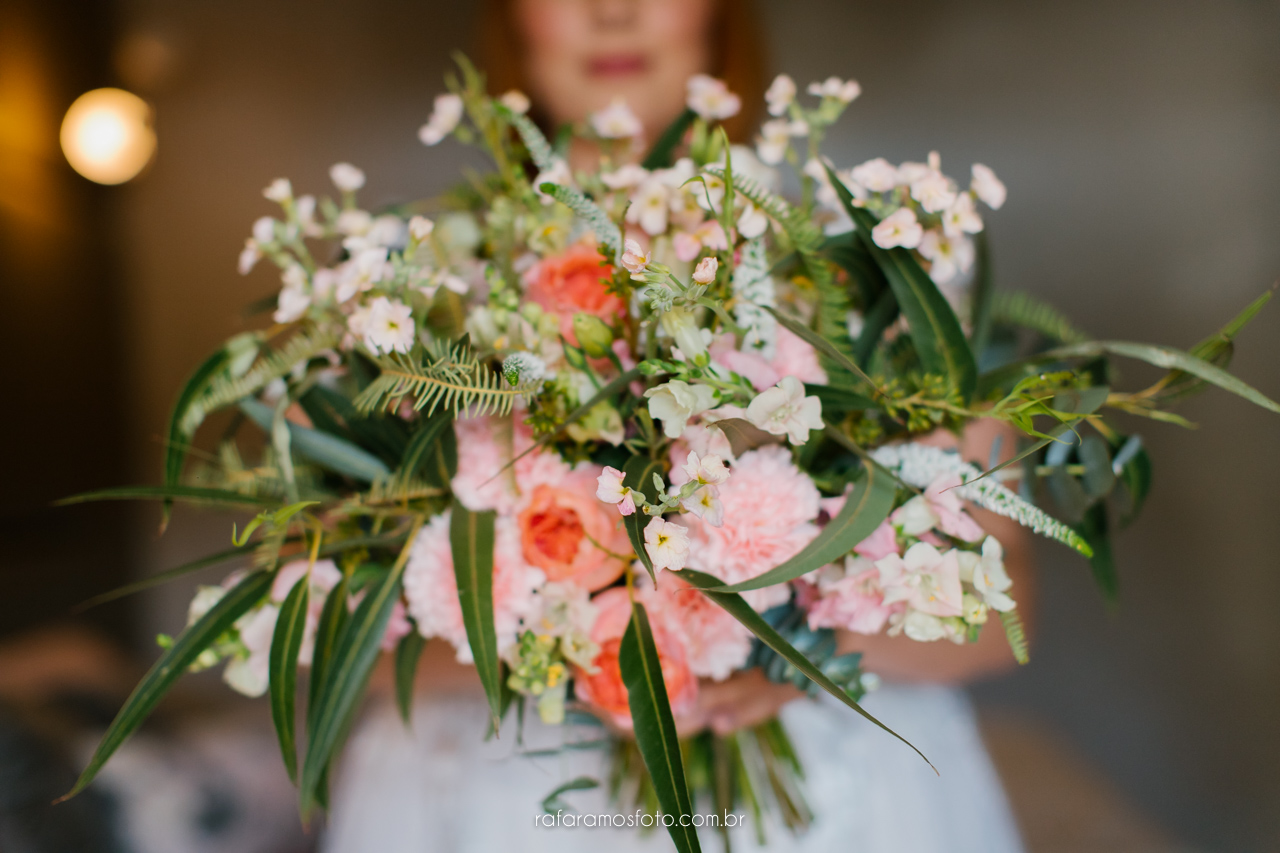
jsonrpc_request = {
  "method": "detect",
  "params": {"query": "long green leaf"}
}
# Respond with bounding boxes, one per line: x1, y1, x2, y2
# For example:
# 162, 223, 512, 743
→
74, 546, 248, 612
1075, 502, 1118, 604
622, 456, 666, 582
162, 344, 233, 528
270, 575, 309, 782
308, 575, 351, 731
240, 399, 391, 482
1156, 286, 1275, 402
449, 501, 503, 729
642, 108, 697, 170
300, 533, 414, 814
57, 485, 280, 508
394, 629, 426, 725
697, 464, 895, 593
675, 569, 935, 774
398, 410, 455, 485
61, 570, 273, 800
620, 602, 701, 853
765, 306, 881, 398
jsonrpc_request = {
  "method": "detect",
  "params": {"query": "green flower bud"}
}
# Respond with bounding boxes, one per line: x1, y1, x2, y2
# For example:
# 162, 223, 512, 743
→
572, 313, 615, 359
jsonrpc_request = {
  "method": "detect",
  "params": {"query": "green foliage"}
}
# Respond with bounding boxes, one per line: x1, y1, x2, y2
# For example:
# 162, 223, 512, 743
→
58, 484, 281, 509
239, 399, 392, 482
394, 629, 426, 725
1074, 502, 1118, 604
699, 464, 895, 592
620, 602, 701, 853
270, 574, 310, 782
989, 290, 1090, 344
449, 501, 504, 729
1000, 609, 1030, 665
541, 776, 601, 814
354, 338, 538, 417
622, 456, 666, 581
1152, 285, 1274, 403
496, 104, 556, 173
642, 108, 697, 170
766, 306, 881, 398
62, 570, 274, 801
537, 182, 623, 263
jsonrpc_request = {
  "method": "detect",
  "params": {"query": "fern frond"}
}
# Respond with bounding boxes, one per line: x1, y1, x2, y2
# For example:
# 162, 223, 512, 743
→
183, 328, 339, 434
353, 339, 538, 417
990, 291, 1090, 344
1000, 610, 1030, 664
358, 475, 447, 506
497, 104, 556, 173
701, 164, 823, 254
537, 183, 622, 264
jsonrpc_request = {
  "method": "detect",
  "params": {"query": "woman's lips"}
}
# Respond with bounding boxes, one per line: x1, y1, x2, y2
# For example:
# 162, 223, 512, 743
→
587, 54, 648, 78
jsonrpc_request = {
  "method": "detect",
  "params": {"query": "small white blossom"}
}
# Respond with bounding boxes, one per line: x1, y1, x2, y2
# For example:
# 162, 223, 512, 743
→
745, 375, 823, 445
263, 178, 292, 202
644, 516, 691, 573
499, 89, 530, 115
807, 76, 861, 104
329, 162, 365, 192
765, 74, 796, 116
737, 200, 770, 239
942, 192, 984, 237
681, 485, 724, 527
645, 380, 717, 439
590, 97, 643, 139
419, 93, 464, 145
335, 209, 372, 236
850, 157, 900, 193
692, 256, 719, 285
970, 163, 1007, 210
686, 74, 741, 120
910, 172, 957, 213
408, 215, 435, 242
238, 240, 261, 275
621, 238, 651, 277
601, 163, 649, 190
871, 206, 924, 249
273, 264, 310, 323
353, 296, 415, 355
252, 216, 276, 245
626, 178, 670, 235
756, 118, 804, 165
918, 230, 975, 284
682, 451, 729, 485
596, 466, 636, 516
968, 536, 1015, 612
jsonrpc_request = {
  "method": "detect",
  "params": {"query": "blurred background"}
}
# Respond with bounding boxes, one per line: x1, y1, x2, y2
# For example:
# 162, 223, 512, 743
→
1, 0, 1277, 850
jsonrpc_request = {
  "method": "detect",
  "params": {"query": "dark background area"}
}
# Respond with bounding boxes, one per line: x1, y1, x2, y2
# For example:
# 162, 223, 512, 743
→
2, 1, 1278, 850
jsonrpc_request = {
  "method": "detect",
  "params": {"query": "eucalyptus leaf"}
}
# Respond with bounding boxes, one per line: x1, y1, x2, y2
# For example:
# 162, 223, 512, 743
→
62, 570, 273, 800
240, 399, 391, 482
696, 464, 895, 593
675, 570, 935, 773
620, 602, 701, 853
449, 501, 503, 729
269, 575, 310, 783
1078, 436, 1116, 499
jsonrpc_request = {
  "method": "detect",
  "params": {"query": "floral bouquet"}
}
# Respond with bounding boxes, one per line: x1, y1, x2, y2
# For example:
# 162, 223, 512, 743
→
60, 57, 1278, 851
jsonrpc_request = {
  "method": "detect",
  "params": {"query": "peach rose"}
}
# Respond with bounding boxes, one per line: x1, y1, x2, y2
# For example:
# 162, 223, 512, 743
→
524, 244, 626, 342
517, 472, 631, 591
573, 587, 698, 727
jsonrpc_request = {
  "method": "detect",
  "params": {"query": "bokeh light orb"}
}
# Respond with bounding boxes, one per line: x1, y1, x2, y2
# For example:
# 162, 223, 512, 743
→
60, 88, 156, 185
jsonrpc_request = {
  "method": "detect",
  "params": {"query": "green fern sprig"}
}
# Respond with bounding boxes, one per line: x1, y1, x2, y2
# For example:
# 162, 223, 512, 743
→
537, 182, 623, 264
183, 328, 338, 435
1000, 609, 1030, 664
496, 104, 556, 173
990, 291, 1090, 344
701, 164, 823, 253
353, 339, 538, 417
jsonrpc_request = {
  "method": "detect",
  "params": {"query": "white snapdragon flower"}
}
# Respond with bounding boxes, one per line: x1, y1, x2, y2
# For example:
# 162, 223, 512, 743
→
682, 451, 730, 485
252, 216, 276, 245
900, 610, 949, 643
918, 230, 974, 284
644, 517, 691, 572
970, 163, 1007, 210
645, 380, 717, 439
686, 74, 741, 120
807, 76, 861, 104
408, 215, 435, 242
850, 157, 900, 193
499, 89, 530, 115
626, 178, 670, 235
620, 238, 651, 277
764, 73, 796, 116
273, 264, 311, 323
736, 200, 770, 239
942, 192, 984, 237
756, 118, 806, 165
590, 97, 643, 139
745, 375, 822, 444
871, 207, 924, 249
352, 296, 415, 355
334, 246, 390, 303
419, 93, 464, 146
680, 485, 724, 527
262, 178, 292, 202
335, 208, 372, 237
596, 466, 636, 516
910, 172, 957, 213
601, 163, 649, 190
692, 256, 719, 284
329, 162, 365, 192
238, 240, 261, 275
223, 606, 278, 697
960, 536, 1016, 612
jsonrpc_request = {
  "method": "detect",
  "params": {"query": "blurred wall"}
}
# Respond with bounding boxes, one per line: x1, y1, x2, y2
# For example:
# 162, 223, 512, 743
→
103, 0, 1280, 850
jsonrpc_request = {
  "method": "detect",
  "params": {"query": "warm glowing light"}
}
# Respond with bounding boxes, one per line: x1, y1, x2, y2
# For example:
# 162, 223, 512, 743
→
60, 88, 156, 185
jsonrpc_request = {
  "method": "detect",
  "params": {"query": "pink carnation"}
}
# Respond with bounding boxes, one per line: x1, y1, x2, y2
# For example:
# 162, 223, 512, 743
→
652, 572, 752, 680
403, 512, 545, 662
808, 563, 902, 635
770, 325, 827, 385
451, 415, 574, 515
684, 445, 821, 610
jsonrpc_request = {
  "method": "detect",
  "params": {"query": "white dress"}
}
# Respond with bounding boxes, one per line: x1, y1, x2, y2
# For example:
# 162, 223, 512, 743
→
322, 684, 1025, 853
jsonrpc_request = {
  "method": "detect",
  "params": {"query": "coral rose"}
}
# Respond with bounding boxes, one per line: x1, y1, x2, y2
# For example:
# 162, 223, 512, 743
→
524, 244, 626, 342
573, 588, 698, 728
517, 472, 631, 591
